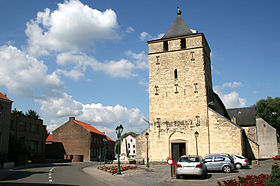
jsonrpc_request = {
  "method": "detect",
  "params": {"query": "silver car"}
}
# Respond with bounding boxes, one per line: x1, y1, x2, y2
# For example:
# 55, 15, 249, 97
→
176, 155, 207, 179
203, 155, 235, 173
230, 154, 248, 169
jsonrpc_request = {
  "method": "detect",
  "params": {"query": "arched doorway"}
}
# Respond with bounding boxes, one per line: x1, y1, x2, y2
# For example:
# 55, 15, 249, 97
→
170, 139, 187, 162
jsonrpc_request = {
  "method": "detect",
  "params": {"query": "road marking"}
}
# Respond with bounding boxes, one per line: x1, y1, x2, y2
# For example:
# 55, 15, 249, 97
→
48, 167, 56, 183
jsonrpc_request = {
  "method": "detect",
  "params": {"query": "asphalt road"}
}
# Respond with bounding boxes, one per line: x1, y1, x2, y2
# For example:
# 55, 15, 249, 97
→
0, 162, 107, 186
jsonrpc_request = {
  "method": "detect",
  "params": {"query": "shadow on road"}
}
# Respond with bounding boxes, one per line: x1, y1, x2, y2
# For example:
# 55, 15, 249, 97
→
178, 173, 212, 180
0, 182, 78, 186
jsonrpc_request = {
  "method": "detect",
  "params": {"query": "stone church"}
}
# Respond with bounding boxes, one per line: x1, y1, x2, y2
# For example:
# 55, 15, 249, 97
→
136, 8, 277, 163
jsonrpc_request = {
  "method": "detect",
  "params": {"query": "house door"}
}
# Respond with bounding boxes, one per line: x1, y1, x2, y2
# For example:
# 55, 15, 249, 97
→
171, 143, 186, 162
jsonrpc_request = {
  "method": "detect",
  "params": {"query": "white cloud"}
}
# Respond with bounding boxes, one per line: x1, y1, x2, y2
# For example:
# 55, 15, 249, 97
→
125, 50, 148, 69
47, 124, 59, 133
140, 32, 152, 41
140, 32, 164, 41
126, 26, 135, 33
219, 91, 247, 108
57, 51, 149, 78
56, 69, 84, 80
0, 45, 63, 97
37, 92, 147, 136
25, 0, 120, 56
214, 81, 246, 108
214, 81, 243, 93
35, 92, 83, 118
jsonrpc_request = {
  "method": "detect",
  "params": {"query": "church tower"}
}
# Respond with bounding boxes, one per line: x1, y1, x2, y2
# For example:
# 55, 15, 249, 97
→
147, 8, 213, 161
136, 8, 253, 164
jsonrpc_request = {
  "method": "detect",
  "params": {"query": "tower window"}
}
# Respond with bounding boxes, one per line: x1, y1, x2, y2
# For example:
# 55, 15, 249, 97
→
181, 38, 186, 49
174, 69, 178, 79
196, 116, 200, 126
163, 41, 168, 51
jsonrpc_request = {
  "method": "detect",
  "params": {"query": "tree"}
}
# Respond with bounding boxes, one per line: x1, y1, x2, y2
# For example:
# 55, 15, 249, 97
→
254, 96, 280, 138
25, 109, 40, 119
11, 108, 24, 116
121, 132, 138, 139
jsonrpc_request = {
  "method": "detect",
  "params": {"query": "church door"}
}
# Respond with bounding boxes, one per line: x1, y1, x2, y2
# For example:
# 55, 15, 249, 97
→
172, 143, 186, 162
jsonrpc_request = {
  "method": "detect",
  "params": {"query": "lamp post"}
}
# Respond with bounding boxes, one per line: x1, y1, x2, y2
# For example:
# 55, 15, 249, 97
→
115, 124, 123, 175
103, 138, 108, 165
194, 131, 199, 155
145, 132, 149, 168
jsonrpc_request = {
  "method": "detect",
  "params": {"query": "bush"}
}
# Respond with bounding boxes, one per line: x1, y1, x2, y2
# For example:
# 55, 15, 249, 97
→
217, 174, 269, 186
264, 163, 280, 186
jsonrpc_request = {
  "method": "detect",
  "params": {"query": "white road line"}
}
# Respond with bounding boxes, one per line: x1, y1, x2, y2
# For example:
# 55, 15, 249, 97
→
48, 167, 56, 183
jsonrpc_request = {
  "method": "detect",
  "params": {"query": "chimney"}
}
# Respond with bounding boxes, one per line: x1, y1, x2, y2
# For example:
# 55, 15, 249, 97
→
69, 117, 75, 121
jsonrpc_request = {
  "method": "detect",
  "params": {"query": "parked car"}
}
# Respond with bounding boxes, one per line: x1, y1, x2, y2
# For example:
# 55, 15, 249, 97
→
203, 154, 235, 173
230, 154, 248, 169
176, 155, 207, 179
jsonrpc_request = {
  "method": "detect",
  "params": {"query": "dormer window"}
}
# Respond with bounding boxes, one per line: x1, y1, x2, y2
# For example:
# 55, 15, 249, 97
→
181, 38, 186, 49
163, 41, 168, 51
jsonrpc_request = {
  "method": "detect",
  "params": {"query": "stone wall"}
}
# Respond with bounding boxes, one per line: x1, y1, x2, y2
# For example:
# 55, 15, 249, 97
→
208, 108, 243, 155
243, 126, 256, 141
256, 117, 278, 158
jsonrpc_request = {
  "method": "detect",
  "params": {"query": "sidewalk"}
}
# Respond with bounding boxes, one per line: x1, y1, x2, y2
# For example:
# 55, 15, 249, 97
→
83, 160, 275, 186
83, 164, 172, 186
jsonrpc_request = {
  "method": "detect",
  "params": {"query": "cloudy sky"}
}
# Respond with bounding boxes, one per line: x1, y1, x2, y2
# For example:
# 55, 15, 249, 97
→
0, 0, 279, 140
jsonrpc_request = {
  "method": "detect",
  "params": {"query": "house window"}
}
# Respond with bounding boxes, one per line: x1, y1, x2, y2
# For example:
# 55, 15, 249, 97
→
181, 38, 186, 49
174, 69, 178, 79
128, 150, 130, 154
133, 145, 135, 148
133, 150, 135, 154
0, 111, 2, 125
10, 120, 14, 130
19, 121, 26, 131
163, 41, 168, 51
131, 139, 133, 142
128, 143, 130, 148
30, 123, 38, 133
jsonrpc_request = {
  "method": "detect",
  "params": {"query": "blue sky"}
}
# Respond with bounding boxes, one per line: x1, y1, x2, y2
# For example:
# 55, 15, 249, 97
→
0, 0, 279, 140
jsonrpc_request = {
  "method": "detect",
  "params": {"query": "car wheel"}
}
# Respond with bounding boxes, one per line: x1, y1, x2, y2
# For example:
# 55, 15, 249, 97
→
223, 165, 231, 173
201, 173, 207, 179
176, 174, 180, 179
235, 163, 242, 169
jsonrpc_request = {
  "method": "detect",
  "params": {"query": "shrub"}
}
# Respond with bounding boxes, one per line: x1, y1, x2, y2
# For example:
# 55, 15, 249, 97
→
217, 174, 269, 186
264, 163, 280, 186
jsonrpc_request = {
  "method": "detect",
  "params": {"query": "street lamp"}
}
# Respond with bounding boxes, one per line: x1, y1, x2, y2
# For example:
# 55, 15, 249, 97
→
115, 124, 123, 175
194, 131, 199, 155
145, 132, 149, 168
103, 138, 108, 165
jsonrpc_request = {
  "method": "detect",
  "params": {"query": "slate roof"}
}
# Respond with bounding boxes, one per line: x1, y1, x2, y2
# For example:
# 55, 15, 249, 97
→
227, 107, 257, 126
74, 120, 114, 142
0, 91, 12, 102
162, 10, 193, 39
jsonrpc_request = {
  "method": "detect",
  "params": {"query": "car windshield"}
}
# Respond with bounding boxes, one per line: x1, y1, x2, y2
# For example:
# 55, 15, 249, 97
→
179, 157, 200, 162
235, 155, 245, 159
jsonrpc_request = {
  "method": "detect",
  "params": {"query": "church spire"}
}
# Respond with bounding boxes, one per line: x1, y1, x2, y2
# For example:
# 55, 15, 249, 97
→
161, 8, 193, 39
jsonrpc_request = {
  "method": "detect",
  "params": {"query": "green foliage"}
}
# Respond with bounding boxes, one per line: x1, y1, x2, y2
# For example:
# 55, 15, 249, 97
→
254, 96, 280, 136
25, 109, 40, 119
11, 108, 24, 116
121, 132, 138, 138
264, 163, 280, 186
12, 108, 40, 119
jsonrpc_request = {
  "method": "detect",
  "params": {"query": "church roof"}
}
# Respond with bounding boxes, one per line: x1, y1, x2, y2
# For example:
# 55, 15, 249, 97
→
162, 8, 193, 39
227, 107, 257, 126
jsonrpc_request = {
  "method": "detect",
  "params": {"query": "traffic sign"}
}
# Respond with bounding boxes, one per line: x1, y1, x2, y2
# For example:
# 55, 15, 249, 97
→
167, 159, 174, 165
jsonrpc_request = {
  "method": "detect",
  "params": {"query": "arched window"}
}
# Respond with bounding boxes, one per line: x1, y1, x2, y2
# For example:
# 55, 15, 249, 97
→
174, 69, 178, 79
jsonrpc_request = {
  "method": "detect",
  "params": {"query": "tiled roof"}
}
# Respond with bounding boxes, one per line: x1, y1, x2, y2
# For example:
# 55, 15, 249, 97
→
75, 120, 114, 142
227, 107, 256, 126
46, 134, 52, 141
0, 91, 12, 102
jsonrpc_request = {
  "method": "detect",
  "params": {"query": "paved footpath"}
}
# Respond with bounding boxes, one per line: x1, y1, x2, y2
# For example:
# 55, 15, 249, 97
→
84, 159, 275, 186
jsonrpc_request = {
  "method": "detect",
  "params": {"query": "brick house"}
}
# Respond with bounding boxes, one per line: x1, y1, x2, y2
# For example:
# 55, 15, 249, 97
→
0, 92, 12, 165
9, 113, 48, 163
51, 117, 115, 162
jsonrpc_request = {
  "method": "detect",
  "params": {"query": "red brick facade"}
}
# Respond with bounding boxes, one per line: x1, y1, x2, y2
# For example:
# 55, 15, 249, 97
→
51, 117, 115, 162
